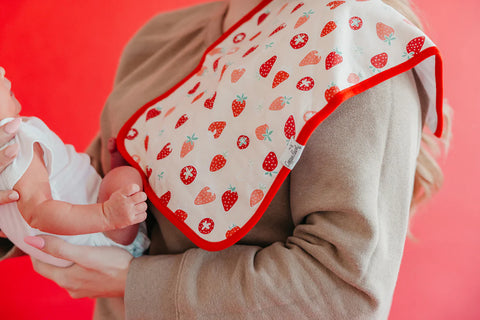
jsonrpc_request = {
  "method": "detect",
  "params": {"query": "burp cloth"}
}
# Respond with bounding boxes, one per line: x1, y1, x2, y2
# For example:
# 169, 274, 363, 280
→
118, 0, 444, 251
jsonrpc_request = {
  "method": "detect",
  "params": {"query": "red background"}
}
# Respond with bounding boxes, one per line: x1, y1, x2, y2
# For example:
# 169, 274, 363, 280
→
0, 1, 478, 319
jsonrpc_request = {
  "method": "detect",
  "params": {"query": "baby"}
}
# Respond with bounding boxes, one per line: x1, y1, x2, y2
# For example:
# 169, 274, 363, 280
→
0, 67, 150, 266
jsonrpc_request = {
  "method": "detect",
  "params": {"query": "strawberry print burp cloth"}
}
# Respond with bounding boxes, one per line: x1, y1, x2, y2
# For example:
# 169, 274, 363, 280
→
118, 0, 444, 251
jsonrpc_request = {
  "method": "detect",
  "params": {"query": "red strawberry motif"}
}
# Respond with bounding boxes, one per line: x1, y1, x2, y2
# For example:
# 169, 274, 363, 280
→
175, 114, 188, 129
174, 209, 188, 222
303, 111, 316, 122
325, 83, 340, 102
198, 218, 214, 234
157, 143, 172, 160
222, 186, 239, 212
376, 22, 396, 45
204, 92, 217, 109
258, 10, 270, 25
370, 52, 388, 71
126, 128, 138, 140
164, 106, 175, 117
196, 66, 207, 76
250, 187, 265, 207
326, 1, 346, 10
299, 50, 321, 66
225, 225, 241, 238
347, 73, 361, 84
291, 2, 304, 13
237, 135, 250, 149
231, 68, 246, 83
219, 64, 229, 81
260, 56, 277, 78
269, 96, 292, 110
296, 76, 315, 91
272, 71, 290, 88
210, 154, 227, 172
349, 16, 363, 30
325, 50, 343, 70
180, 133, 198, 158
145, 166, 153, 179
180, 165, 197, 185
191, 91, 205, 104
194, 187, 216, 205
146, 107, 161, 121
208, 121, 226, 139
207, 47, 223, 56
404, 36, 425, 58
284, 115, 296, 139
188, 82, 200, 95
269, 23, 287, 37
227, 47, 240, 55
255, 124, 273, 141
160, 191, 171, 207
290, 33, 309, 49
321, 21, 337, 37
213, 58, 221, 72
232, 94, 247, 117
243, 45, 259, 57
277, 3, 289, 15
295, 10, 314, 29
263, 152, 278, 173
250, 31, 262, 41
144, 135, 149, 151
233, 33, 246, 44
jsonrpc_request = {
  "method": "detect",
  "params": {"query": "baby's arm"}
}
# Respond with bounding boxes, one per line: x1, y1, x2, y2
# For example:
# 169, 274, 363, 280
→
15, 143, 146, 235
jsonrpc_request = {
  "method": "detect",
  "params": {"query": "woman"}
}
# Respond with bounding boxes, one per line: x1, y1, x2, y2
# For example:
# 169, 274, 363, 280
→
0, 0, 450, 319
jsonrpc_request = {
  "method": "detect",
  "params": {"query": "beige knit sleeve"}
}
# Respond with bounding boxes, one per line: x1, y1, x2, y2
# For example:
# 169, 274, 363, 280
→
124, 70, 423, 320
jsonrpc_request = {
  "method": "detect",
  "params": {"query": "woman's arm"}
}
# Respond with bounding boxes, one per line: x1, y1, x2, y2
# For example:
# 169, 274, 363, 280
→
120, 72, 422, 319
16, 143, 146, 235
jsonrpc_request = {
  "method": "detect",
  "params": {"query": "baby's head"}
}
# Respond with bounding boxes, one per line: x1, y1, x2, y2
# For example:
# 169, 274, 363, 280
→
0, 67, 22, 118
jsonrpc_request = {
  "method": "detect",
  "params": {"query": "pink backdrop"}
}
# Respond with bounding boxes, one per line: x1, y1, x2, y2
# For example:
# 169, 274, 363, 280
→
0, 1, 478, 319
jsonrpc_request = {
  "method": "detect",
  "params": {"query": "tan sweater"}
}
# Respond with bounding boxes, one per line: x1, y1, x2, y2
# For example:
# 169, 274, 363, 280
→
88, 2, 427, 319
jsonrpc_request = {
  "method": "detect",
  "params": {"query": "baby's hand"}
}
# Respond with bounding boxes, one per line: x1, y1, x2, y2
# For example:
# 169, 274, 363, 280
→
102, 184, 148, 230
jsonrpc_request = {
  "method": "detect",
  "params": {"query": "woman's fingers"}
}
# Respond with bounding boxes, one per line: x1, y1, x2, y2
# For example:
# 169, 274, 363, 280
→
0, 118, 20, 149
25, 235, 85, 265
0, 144, 18, 173
24, 235, 133, 270
0, 190, 19, 205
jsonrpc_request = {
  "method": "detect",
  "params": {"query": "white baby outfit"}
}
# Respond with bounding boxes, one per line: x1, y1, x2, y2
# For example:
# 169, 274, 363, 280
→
0, 117, 149, 267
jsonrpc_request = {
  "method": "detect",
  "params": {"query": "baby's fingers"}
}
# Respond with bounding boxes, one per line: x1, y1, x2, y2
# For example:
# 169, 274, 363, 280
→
0, 143, 18, 173
133, 210, 147, 224
119, 184, 140, 197
129, 191, 147, 204
134, 202, 148, 214
0, 118, 20, 150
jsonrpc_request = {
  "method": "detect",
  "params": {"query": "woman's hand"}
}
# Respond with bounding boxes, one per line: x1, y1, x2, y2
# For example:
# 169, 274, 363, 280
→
0, 66, 21, 238
26, 235, 133, 298
0, 112, 21, 239
0, 66, 21, 215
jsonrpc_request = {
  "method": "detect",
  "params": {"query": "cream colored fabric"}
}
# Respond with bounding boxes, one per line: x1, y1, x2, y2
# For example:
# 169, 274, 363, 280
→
91, 2, 426, 319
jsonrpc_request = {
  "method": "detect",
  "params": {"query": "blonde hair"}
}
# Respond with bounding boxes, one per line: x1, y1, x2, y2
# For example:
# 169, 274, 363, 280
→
382, 0, 453, 216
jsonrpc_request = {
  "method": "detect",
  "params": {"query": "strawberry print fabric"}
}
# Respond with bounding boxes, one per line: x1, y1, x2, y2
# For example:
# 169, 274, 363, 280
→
118, 0, 444, 250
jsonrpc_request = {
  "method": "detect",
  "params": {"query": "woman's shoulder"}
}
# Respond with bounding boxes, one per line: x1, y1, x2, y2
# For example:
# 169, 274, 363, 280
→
137, 1, 226, 36
114, 1, 227, 84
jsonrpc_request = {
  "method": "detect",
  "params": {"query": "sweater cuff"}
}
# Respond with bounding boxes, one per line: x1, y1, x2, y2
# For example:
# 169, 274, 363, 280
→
125, 253, 184, 318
